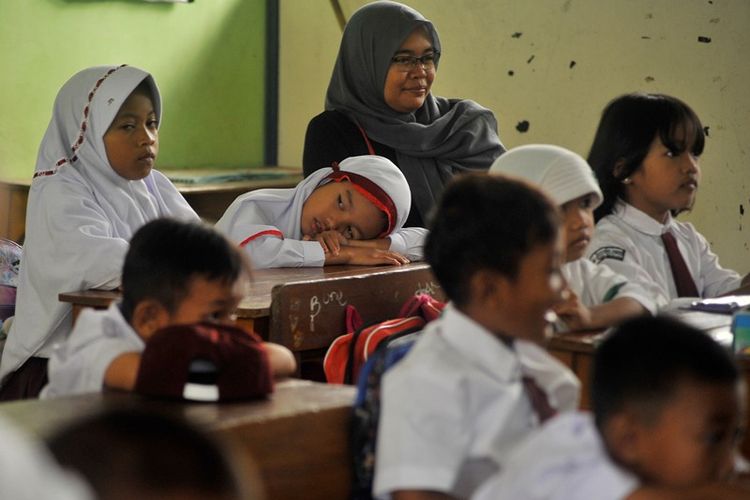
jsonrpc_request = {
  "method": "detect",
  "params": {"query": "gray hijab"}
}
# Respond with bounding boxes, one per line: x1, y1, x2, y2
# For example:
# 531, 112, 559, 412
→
325, 0, 505, 221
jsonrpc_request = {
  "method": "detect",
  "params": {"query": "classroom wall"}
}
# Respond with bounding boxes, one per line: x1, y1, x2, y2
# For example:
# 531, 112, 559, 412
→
0, 0, 266, 180
278, 0, 750, 272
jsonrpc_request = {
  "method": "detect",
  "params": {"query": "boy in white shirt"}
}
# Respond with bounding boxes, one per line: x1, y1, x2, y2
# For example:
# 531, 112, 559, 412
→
374, 174, 580, 499
474, 315, 749, 500
490, 144, 655, 331
41, 218, 295, 399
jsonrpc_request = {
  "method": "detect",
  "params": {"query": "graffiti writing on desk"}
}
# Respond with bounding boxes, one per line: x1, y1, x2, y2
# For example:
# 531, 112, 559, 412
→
309, 290, 348, 331
415, 281, 440, 296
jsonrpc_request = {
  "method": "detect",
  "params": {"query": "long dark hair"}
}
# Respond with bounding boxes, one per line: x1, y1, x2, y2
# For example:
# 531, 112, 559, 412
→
587, 92, 705, 221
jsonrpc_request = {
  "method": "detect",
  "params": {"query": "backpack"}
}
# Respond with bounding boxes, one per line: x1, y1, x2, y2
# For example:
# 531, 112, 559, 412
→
349, 334, 419, 500
323, 293, 444, 385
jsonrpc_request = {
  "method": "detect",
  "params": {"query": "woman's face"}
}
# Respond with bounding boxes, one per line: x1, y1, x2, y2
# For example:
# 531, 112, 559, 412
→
383, 27, 436, 114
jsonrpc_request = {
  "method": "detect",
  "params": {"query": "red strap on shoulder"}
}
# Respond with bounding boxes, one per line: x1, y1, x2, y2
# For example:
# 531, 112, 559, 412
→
355, 122, 376, 155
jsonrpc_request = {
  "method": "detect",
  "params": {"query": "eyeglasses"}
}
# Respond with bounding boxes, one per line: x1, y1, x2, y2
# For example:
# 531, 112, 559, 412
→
390, 51, 440, 71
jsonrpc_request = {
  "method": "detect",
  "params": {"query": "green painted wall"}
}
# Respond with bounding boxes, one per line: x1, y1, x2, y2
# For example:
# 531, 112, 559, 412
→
0, 0, 266, 179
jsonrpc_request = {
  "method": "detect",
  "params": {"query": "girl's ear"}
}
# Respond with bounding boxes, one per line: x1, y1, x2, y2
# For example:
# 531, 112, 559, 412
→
130, 299, 170, 341
612, 159, 629, 181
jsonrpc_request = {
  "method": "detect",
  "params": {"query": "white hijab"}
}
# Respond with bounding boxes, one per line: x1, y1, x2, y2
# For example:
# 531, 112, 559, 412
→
1, 65, 197, 380
217, 155, 411, 244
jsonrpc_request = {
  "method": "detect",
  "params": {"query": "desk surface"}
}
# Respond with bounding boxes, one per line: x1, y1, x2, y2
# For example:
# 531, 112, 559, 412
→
0, 380, 356, 500
59, 262, 437, 319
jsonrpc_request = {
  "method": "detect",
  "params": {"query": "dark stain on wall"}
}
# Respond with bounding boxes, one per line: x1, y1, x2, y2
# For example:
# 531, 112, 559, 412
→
698, 36, 712, 43
741, 204, 745, 216
645, 76, 655, 82
703, 126, 710, 137
516, 120, 530, 133
527, 55, 535, 64
508, 70, 515, 76
569, 60, 576, 68
512, 32, 523, 38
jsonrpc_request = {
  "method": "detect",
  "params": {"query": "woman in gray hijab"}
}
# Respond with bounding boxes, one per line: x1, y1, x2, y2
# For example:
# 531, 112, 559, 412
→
303, 1, 505, 228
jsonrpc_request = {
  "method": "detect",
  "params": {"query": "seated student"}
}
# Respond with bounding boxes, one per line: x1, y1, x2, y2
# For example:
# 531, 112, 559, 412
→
216, 155, 425, 268
374, 174, 581, 500
41, 218, 295, 398
473, 315, 750, 500
490, 144, 655, 331
586, 93, 749, 306
0, 416, 92, 500
0, 65, 198, 400
47, 408, 258, 500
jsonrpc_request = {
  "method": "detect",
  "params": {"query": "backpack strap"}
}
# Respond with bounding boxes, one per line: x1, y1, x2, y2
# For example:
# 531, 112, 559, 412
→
344, 322, 370, 385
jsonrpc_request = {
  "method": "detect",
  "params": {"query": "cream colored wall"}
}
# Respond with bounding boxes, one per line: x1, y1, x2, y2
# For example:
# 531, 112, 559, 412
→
279, 0, 749, 272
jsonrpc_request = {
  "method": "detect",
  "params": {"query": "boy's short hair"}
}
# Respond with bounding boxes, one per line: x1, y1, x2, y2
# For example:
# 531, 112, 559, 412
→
424, 173, 559, 306
592, 315, 738, 428
46, 408, 244, 499
121, 218, 246, 320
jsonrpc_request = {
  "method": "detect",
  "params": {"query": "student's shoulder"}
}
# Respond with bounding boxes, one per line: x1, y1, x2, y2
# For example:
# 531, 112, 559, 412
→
31, 169, 93, 199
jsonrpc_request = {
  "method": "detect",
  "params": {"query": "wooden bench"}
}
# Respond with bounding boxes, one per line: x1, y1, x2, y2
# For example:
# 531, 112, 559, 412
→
0, 379, 356, 500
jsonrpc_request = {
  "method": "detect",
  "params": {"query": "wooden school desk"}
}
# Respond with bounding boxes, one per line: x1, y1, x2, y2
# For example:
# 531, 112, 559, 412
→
0, 379, 356, 500
0, 167, 302, 242
59, 262, 444, 377
546, 305, 750, 457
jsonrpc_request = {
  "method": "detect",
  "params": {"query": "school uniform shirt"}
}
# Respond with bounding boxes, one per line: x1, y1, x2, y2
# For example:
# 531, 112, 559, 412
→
472, 412, 639, 500
216, 155, 427, 269
41, 303, 142, 399
373, 304, 580, 499
0, 416, 93, 500
563, 258, 657, 314
589, 200, 741, 306
0, 66, 198, 384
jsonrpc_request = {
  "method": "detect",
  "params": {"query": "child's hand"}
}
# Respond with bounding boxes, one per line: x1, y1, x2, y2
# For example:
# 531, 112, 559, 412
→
345, 238, 391, 250
552, 287, 593, 331
303, 230, 348, 255
326, 245, 410, 266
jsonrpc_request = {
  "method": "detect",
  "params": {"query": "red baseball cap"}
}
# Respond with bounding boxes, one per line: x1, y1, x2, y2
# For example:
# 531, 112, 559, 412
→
135, 322, 273, 402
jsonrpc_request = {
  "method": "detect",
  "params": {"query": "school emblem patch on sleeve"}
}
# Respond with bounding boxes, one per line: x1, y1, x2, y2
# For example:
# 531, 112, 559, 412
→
590, 246, 626, 264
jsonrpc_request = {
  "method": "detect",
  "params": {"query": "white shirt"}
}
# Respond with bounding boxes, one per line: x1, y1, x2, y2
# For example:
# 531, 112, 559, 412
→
472, 412, 639, 500
563, 258, 657, 314
589, 200, 741, 306
373, 305, 580, 499
41, 303, 144, 399
0, 416, 93, 500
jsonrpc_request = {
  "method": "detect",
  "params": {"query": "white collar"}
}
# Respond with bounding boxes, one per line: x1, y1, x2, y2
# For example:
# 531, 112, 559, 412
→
440, 304, 521, 383
613, 199, 675, 236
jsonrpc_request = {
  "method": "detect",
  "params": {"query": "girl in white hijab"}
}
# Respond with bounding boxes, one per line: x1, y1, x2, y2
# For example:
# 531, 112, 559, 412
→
0, 65, 198, 399
216, 155, 425, 268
